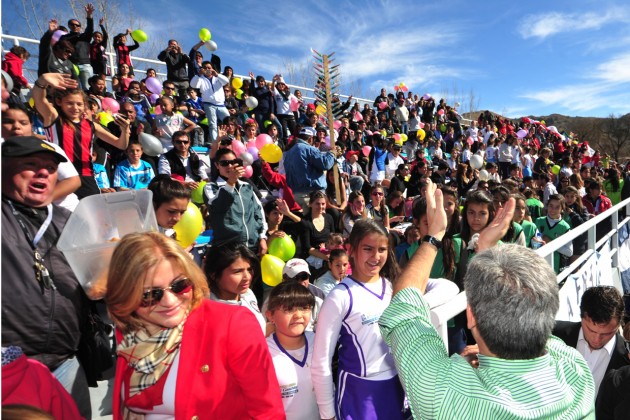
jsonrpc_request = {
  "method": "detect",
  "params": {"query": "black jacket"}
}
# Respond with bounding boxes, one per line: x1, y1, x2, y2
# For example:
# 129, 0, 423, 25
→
162, 149, 203, 182
1, 199, 87, 370
60, 18, 94, 65
157, 49, 190, 82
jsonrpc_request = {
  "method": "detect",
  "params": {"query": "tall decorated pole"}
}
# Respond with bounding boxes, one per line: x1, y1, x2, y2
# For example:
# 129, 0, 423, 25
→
312, 49, 342, 203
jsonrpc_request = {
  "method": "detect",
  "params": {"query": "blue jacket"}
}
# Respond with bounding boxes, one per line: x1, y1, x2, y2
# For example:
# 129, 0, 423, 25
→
204, 178, 267, 248
283, 140, 335, 193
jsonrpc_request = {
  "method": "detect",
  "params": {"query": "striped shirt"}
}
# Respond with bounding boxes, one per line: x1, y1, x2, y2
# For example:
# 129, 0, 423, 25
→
113, 159, 155, 190
379, 287, 596, 420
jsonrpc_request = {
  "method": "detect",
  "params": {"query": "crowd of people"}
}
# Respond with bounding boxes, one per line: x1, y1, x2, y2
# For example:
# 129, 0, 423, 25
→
2, 4, 630, 419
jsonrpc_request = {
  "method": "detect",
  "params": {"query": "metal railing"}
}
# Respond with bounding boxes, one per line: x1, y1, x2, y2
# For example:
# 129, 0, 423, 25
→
429, 196, 630, 344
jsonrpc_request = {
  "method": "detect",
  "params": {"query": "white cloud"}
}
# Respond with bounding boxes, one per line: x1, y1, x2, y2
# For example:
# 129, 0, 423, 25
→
518, 8, 630, 40
591, 53, 630, 83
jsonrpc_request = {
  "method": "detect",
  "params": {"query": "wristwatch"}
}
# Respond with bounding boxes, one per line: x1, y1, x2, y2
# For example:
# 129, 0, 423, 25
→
422, 235, 442, 250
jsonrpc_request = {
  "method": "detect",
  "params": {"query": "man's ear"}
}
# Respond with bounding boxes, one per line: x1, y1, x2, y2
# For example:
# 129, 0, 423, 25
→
466, 304, 476, 330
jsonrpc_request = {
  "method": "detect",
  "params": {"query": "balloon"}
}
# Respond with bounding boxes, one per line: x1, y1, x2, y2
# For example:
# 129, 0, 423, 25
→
204, 40, 218, 51
198, 28, 212, 42
268, 235, 296, 262
400, 133, 408, 142
101, 97, 120, 113
139, 132, 163, 156
28, 97, 35, 108
191, 181, 207, 204
401, 86, 409, 92
243, 165, 253, 178
394, 86, 400, 92
264, 120, 272, 128
153, 105, 162, 115
378, 102, 387, 110
73, 64, 80, 76
437, 109, 445, 116
315, 104, 326, 115
417, 128, 426, 141
199, 117, 208, 126
551, 165, 561, 175
231, 140, 246, 156
149, 93, 160, 105
393, 133, 401, 141
479, 169, 489, 181
260, 143, 282, 164
235, 88, 243, 100
380, 130, 387, 137
245, 96, 258, 109
467, 136, 474, 146
353, 111, 363, 121
261, 254, 285, 287
247, 146, 259, 160
362, 145, 372, 157
470, 154, 483, 169
98, 112, 114, 127
231, 77, 243, 89
516, 129, 528, 139
422, 93, 431, 100
240, 151, 254, 166
145, 77, 162, 95
255, 133, 273, 150
131, 29, 148, 43
334, 120, 342, 130
440, 123, 447, 132
173, 202, 203, 248
290, 97, 299, 112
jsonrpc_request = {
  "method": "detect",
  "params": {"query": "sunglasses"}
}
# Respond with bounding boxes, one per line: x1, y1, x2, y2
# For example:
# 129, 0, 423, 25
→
292, 272, 310, 281
372, 192, 384, 196
63, 49, 73, 54
164, 86, 175, 91
218, 158, 243, 167
220, 138, 233, 145
174, 140, 190, 145
69, 22, 81, 28
140, 278, 193, 307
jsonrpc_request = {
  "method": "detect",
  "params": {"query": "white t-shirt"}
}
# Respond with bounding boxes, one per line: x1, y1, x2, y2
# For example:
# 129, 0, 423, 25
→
267, 331, 319, 420
576, 327, 615, 394
48, 141, 80, 211
385, 152, 405, 179
210, 289, 266, 334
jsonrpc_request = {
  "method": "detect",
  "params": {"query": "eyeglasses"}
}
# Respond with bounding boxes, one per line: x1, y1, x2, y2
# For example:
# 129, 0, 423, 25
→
140, 278, 193, 307
174, 140, 190, 145
372, 192, 384, 196
291, 272, 310, 281
218, 158, 243, 167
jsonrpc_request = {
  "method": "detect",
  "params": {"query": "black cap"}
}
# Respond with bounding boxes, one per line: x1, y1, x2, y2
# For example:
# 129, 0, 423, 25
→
2, 136, 68, 162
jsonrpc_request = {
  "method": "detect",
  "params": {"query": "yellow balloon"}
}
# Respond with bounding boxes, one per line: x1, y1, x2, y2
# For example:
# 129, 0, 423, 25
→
173, 202, 203, 248
98, 112, 114, 126
417, 128, 426, 141
131, 29, 148, 43
191, 181, 207, 204
261, 254, 285, 287
232, 77, 243, 89
199, 28, 212, 42
235, 88, 243, 100
401, 133, 408, 142
260, 143, 283, 164
551, 165, 561, 175
28, 97, 35, 108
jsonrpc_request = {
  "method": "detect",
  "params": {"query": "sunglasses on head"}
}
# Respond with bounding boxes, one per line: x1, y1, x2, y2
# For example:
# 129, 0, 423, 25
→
292, 272, 310, 281
140, 278, 193, 307
218, 158, 243, 167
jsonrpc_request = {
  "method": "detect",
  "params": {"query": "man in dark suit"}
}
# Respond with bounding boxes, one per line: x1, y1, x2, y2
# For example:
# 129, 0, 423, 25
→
553, 286, 629, 394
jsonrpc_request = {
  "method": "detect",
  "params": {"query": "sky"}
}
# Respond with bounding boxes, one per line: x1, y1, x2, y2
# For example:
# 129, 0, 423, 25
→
2, 0, 630, 118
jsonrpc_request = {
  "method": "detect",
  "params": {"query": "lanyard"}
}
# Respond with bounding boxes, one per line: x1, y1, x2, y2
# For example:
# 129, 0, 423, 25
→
6, 199, 53, 249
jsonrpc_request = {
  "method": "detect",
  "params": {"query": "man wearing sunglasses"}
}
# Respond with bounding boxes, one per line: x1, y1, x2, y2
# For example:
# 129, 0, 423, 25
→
190, 61, 230, 143
59, 3, 95, 90
205, 148, 268, 256
158, 131, 208, 190
1, 137, 92, 418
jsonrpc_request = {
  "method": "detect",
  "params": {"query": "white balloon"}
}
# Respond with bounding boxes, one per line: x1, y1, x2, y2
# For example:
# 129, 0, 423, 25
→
470, 154, 483, 169
204, 40, 218, 51
139, 132, 163, 157
240, 151, 254, 166
479, 169, 489, 181
245, 96, 258, 109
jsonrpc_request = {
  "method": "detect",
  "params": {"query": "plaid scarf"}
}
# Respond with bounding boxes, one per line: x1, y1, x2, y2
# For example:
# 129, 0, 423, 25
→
117, 319, 185, 397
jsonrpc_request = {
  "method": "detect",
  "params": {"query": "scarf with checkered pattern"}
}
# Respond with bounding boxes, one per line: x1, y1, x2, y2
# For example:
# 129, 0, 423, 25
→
117, 320, 185, 398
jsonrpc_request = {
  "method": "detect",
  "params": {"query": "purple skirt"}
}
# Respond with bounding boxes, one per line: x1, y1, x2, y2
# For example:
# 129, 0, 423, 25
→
335, 371, 408, 420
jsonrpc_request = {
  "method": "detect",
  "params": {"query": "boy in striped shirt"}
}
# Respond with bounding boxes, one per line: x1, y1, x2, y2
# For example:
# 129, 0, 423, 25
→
113, 141, 155, 190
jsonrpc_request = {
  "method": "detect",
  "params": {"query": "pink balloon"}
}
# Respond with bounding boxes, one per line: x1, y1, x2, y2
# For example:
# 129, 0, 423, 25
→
437, 109, 445, 116
365, 130, 373, 136
378, 102, 387, 111
145, 77, 162, 95
255, 133, 273, 150
419, 122, 425, 128
467, 136, 474, 145
232, 140, 246, 156
353, 111, 363, 121
362, 145, 372, 157
101, 97, 120, 113
247, 146, 259, 160
516, 129, 528, 139
393, 133, 401, 141
153, 105, 162, 115
333, 120, 342, 130
243, 165, 253, 178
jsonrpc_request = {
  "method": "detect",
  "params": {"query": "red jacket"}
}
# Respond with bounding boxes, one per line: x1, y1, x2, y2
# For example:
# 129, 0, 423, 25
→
582, 194, 612, 216
1, 51, 29, 89
261, 161, 302, 212
2, 354, 82, 419
113, 299, 286, 420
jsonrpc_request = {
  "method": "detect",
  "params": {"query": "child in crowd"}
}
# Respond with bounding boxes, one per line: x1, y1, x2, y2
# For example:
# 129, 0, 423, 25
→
314, 248, 350, 297
92, 151, 115, 193
152, 96, 198, 152
535, 193, 573, 273
265, 282, 319, 420
123, 80, 151, 124
113, 29, 139, 76
306, 232, 344, 271
185, 87, 206, 146
394, 225, 421, 261
311, 219, 459, 419
113, 141, 155, 190
2, 45, 31, 92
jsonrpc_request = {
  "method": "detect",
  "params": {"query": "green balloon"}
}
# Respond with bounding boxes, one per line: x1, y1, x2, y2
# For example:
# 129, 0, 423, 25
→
191, 181, 207, 204
268, 235, 296, 262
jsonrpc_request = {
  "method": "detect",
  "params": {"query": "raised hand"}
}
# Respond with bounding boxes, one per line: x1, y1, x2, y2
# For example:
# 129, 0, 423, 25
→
40, 73, 79, 90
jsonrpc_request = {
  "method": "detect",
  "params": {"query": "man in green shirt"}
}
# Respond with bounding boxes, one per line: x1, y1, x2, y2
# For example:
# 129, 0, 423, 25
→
379, 180, 595, 419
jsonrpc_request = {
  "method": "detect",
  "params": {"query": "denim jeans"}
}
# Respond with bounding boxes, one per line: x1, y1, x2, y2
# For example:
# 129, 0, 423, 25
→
204, 103, 230, 141
52, 356, 92, 419
77, 64, 93, 91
